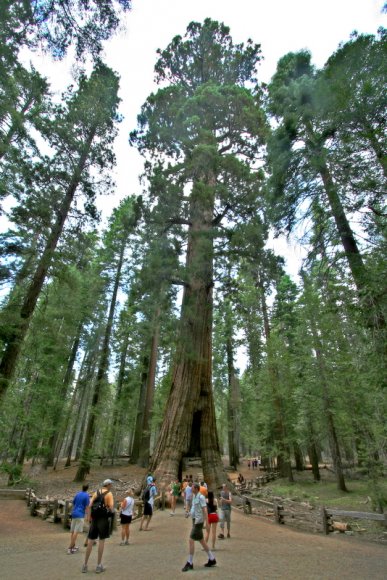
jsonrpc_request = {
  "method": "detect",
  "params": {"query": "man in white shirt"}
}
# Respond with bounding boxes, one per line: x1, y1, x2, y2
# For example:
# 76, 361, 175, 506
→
181, 482, 217, 572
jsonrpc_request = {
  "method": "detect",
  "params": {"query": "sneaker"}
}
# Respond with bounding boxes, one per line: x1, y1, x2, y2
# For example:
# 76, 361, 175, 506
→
218, 533, 224, 539
119, 541, 125, 545
95, 564, 105, 574
182, 562, 193, 572
227, 533, 231, 538
67, 548, 73, 555
204, 558, 217, 568
124, 541, 129, 545
185, 512, 190, 518
81, 564, 87, 573
72, 546, 79, 552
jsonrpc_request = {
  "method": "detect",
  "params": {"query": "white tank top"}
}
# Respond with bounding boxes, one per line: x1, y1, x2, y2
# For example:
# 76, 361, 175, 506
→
121, 496, 134, 516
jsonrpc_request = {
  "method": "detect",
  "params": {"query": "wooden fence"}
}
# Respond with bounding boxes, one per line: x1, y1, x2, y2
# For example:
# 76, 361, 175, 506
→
1, 485, 385, 539
237, 493, 387, 535
17, 488, 168, 529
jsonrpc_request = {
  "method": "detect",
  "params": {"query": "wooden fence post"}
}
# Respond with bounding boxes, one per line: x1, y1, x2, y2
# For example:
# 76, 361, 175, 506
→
30, 499, 37, 516
63, 500, 70, 528
243, 498, 252, 515
321, 507, 330, 535
53, 499, 59, 522
274, 502, 284, 524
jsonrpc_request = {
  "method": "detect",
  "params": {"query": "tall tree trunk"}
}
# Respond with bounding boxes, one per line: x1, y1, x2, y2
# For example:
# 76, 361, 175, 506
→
258, 275, 293, 482
109, 328, 131, 462
149, 176, 225, 489
130, 354, 149, 464
44, 321, 83, 468
0, 126, 97, 403
293, 443, 304, 471
138, 307, 161, 467
307, 312, 348, 492
75, 238, 125, 481
226, 333, 240, 470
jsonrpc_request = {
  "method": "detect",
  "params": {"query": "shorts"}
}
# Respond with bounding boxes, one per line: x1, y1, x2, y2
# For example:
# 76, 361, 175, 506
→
70, 517, 85, 533
190, 521, 204, 541
88, 517, 110, 540
208, 513, 219, 524
120, 514, 132, 525
220, 509, 231, 527
143, 502, 153, 517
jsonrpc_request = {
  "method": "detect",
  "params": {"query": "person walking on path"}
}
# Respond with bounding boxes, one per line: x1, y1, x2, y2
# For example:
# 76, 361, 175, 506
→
67, 484, 90, 554
183, 481, 193, 517
204, 490, 219, 550
119, 488, 134, 545
169, 478, 181, 516
182, 482, 217, 572
218, 483, 232, 540
139, 476, 157, 531
82, 479, 114, 574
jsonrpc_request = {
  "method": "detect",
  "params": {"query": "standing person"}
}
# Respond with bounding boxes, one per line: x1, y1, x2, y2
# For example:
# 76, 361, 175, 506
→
181, 482, 216, 572
82, 479, 114, 574
199, 481, 208, 497
139, 477, 157, 531
204, 491, 219, 550
218, 483, 232, 539
184, 480, 193, 517
120, 488, 134, 545
169, 478, 181, 516
68, 484, 90, 554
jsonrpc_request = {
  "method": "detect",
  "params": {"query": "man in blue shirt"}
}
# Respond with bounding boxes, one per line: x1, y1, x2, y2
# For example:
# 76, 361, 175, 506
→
182, 482, 216, 572
68, 484, 90, 554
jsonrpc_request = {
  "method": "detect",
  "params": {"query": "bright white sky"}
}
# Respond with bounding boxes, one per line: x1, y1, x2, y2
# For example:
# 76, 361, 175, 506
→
25, 0, 386, 277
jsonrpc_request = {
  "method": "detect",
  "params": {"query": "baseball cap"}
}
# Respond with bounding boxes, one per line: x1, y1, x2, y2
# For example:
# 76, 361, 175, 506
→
103, 479, 113, 486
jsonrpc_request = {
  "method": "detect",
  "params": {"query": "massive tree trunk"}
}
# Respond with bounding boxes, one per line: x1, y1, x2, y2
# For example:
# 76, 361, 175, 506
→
149, 176, 225, 489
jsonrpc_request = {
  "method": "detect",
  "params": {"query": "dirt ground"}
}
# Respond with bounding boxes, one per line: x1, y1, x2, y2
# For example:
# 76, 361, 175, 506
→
1, 496, 387, 580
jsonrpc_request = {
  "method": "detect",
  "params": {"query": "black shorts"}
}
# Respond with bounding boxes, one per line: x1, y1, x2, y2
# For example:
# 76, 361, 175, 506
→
143, 502, 153, 516
190, 522, 204, 541
88, 517, 110, 540
120, 514, 132, 525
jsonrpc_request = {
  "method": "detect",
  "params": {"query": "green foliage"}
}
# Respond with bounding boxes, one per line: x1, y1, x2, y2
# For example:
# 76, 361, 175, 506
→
0, 0, 131, 60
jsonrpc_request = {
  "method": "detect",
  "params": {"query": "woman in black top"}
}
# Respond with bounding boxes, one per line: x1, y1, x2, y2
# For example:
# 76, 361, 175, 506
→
205, 491, 219, 550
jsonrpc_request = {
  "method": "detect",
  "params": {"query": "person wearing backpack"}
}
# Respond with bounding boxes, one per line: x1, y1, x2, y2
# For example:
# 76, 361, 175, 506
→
139, 476, 157, 531
82, 479, 114, 574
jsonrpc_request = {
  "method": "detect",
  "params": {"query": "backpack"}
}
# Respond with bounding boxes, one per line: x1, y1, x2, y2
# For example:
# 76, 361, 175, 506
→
142, 486, 150, 503
91, 489, 109, 518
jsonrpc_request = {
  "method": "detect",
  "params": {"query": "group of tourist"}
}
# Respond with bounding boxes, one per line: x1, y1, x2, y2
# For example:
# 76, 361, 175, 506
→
67, 474, 233, 573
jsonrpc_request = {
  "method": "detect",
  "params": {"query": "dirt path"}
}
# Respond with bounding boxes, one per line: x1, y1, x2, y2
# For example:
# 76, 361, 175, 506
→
1, 500, 386, 579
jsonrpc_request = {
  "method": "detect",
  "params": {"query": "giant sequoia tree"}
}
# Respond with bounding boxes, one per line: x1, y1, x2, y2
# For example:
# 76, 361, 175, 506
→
131, 19, 266, 487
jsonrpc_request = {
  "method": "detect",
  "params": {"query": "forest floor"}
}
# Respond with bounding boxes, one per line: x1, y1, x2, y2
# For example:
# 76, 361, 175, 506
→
1, 492, 387, 580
